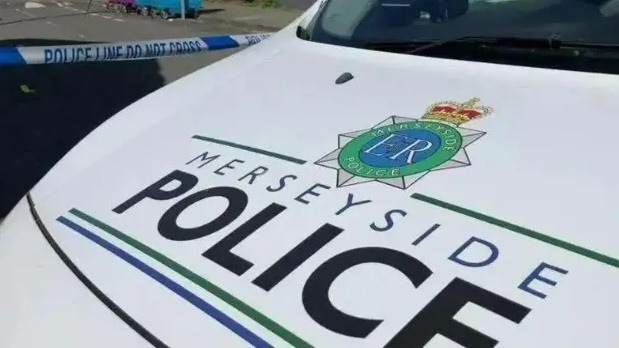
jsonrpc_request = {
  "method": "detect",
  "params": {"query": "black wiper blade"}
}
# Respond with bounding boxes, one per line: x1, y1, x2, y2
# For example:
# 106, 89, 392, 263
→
408, 35, 563, 54
365, 35, 564, 54
364, 40, 433, 51
296, 25, 312, 41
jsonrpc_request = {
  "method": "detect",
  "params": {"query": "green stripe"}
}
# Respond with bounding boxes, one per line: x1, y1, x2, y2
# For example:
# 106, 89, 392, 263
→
69, 208, 313, 348
192, 135, 307, 165
411, 193, 619, 269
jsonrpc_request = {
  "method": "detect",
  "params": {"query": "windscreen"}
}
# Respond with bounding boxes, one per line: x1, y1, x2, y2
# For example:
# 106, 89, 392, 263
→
306, 0, 619, 46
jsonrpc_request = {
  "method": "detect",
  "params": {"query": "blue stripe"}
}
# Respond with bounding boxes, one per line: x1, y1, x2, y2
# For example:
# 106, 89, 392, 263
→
56, 216, 272, 348
0, 47, 26, 65
200, 36, 240, 50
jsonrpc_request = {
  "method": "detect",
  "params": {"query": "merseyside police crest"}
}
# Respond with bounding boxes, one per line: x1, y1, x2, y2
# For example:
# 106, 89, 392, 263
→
316, 98, 492, 189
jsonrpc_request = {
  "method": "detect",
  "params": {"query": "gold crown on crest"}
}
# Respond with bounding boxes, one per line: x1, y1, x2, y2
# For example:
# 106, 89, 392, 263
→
421, 98, 492, 126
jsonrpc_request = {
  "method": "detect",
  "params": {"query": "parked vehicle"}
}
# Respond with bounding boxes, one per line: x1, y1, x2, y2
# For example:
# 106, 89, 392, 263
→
2, 0, 619, 347
106, 0, 201, 18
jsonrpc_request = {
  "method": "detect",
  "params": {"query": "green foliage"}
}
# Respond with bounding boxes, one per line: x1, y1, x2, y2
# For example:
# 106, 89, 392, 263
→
260, 0, 280, 8
243, 0, 281, 8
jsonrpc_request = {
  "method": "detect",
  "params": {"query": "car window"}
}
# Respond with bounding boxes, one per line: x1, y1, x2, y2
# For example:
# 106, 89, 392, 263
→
302, 0, 619, 74
308, 0, 619, 44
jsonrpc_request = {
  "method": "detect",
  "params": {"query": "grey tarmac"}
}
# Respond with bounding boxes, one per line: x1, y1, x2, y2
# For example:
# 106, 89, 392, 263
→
0, 0, 269, 216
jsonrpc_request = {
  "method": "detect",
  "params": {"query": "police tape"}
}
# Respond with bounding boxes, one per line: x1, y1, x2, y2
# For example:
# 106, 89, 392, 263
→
0, 33, 274, 66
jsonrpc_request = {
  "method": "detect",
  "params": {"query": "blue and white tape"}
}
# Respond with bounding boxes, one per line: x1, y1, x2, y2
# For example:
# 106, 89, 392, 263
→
0, 33, 274, 66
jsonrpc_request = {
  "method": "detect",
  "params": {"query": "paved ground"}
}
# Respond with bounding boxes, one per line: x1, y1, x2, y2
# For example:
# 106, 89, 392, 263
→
201, 0, 301, 30
224, 0, 312, 11
276, 0, 312, 10
0, 0, 273, 217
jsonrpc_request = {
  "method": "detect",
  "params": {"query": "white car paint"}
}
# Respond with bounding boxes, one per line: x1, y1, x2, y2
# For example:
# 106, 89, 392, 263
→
1, 0, 618, 347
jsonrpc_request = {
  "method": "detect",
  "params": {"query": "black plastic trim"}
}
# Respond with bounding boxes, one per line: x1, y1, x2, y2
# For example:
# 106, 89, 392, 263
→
26, 194, 169, 348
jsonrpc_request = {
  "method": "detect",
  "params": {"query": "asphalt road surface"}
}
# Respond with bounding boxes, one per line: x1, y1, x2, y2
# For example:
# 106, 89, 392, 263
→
0, 0, 249, 217
280, 0, 313, 10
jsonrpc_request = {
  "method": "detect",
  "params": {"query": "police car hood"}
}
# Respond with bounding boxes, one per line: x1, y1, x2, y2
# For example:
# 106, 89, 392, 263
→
26, 40, 619, 347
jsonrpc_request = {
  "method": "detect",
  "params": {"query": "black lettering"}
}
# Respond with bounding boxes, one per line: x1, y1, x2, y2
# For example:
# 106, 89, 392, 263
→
186, 151, 221, 169
238, 166, 269, 185
302, 247, 433, 338
253, 223, 343, 291
266, 174, 297, 192
204, 203, 287, 275
158, 186, 248, 241
113, 170, 198, 214
295, 183, 331, 204
412, 223, 441, 246
214, 159, 245, 176
334, 193, 372, 216
370, 209, 407, 232
386, 277, 531, 348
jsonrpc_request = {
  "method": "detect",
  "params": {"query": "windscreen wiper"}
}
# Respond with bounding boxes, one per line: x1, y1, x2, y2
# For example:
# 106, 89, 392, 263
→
366, 34, 619, 55
296, 25, 313, 41
365, 34, 564, 54
410, 35, 564, 53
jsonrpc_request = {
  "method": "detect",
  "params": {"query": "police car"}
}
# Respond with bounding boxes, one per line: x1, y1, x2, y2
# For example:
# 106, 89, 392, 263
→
1, 0, 618, 347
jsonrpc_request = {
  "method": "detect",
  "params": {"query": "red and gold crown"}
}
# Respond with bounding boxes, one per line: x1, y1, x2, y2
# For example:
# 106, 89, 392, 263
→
421, 98, 492, 126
